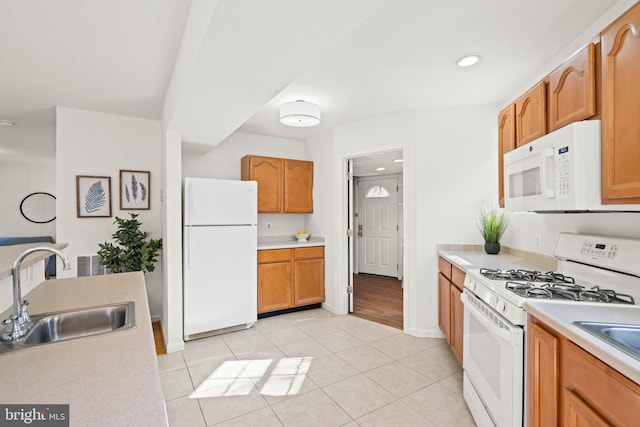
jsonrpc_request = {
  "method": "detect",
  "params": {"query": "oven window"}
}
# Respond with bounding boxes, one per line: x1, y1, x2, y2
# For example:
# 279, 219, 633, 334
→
509, 167, 541, 198
467, 313, 503, 396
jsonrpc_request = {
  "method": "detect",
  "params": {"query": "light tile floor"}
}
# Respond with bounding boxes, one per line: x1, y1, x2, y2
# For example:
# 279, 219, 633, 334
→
158, 309, 477, 427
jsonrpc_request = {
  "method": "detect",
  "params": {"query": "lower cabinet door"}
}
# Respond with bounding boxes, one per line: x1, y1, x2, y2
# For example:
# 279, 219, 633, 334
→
258, 261, 293, 313
450, 284, 463, 365
563, 389, 609, 427
438, 273, 451, 344
294, 258, 325, 306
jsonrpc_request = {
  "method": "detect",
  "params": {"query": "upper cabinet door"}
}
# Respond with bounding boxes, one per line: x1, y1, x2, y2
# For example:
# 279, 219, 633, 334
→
548, 43, 596, 132
601, 2, 640, 204
241, 155, 283, 213
284, 159, 314, 213
498, 104, 516, 207
515, 81, 547, 147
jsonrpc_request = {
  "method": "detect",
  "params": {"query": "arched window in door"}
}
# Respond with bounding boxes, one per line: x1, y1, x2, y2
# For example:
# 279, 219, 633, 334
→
364, 185, 390, 199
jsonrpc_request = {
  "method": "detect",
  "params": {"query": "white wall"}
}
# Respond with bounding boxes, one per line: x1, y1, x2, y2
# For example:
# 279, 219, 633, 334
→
307, 106, 497, 337
56, 107, 164, 318
0, 161, 56, 238
415, 105, 497, 335
182, 131, 308, 235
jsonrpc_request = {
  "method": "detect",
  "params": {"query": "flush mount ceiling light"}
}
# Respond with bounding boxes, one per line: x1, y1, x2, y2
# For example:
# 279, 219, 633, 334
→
456, 55, 481, 67
280, 100, 321, 127
0, 120, 15, 127
393, 158, 404, 163
376, 167, 386, 171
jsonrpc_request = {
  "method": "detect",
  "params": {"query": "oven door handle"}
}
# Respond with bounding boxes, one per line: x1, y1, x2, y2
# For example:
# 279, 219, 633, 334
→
462, 291, 519, 346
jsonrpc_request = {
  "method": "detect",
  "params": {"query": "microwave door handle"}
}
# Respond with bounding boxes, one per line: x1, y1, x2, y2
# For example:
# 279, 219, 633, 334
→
540, 148, 556, 198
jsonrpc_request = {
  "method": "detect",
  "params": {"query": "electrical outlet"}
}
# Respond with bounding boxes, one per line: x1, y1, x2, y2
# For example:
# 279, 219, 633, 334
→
535, 233, 542, 249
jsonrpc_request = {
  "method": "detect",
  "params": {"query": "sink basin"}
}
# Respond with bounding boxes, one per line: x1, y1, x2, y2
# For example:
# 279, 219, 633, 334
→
573, 321, 640, 361
0, 302, 136, 354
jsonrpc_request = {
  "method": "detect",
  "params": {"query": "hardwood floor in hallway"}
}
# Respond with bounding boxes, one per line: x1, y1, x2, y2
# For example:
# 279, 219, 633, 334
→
351, 273, 403, 329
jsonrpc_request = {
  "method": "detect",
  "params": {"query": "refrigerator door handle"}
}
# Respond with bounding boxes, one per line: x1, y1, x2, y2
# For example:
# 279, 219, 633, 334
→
185, 226, 191, 269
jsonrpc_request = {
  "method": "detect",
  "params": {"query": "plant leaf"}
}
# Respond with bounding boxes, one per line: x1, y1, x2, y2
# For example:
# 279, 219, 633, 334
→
131, 174, 138, 201
125, 185, 130, 203
140, 182, 147, 202
84, 181, 106, 213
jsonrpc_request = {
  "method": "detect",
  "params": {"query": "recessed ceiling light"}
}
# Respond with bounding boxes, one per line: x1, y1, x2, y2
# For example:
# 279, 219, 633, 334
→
376, 167, 386, 171
393, 159, 403, 163
0, 120, 15, 127
456, 55, 481, 67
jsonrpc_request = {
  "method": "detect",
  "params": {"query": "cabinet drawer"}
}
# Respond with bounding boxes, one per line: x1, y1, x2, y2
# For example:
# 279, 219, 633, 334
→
438, 257, 452, 279
451, 266, 465, 290
564, 341, 640, 426
258, 249, 291, 263
294, 246, 324, 260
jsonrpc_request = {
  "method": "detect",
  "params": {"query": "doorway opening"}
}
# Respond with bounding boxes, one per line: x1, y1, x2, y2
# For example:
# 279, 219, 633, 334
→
347, 150, 404, 329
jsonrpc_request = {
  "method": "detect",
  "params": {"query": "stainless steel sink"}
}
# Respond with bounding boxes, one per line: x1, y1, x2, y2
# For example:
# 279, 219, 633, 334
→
0, 302, 136, 354
573, 321, 640, 361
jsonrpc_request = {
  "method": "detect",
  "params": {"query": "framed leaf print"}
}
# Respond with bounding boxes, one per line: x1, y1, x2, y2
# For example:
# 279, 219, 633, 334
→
120, 170, 150, 210
76, 176, 112, 218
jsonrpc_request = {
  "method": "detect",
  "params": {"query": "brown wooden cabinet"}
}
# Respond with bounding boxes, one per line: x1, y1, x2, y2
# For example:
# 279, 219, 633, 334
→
498, 104, 516, 207
258, 246, 324, 314
528, 321, 560, 427
437, 257, 464, 365
528, 316, 640, 427
241, 155, 314, 213
293, 246, 325, 306
515, 81, 547, 147
548, 43, 596, 132
284, 160, 314, 213
257, 249, 293, 313
438, 272, 451, 344
601, 2, 640, 204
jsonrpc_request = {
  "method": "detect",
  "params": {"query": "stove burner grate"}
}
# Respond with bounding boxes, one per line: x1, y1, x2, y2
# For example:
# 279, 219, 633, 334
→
503, 280, 635, 304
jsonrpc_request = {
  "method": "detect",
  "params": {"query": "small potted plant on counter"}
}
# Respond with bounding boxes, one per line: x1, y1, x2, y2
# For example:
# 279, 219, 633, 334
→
98, 213, 162, 273
478, 202, 509, 255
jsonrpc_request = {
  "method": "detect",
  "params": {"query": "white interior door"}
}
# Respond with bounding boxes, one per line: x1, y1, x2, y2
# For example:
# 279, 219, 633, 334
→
357, 177, 399, 278
347, 159, 354, 312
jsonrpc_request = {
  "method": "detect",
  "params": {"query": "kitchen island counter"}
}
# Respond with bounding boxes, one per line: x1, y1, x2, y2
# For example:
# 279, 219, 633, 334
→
0, 272, 167, 426
0, 242, 68, 280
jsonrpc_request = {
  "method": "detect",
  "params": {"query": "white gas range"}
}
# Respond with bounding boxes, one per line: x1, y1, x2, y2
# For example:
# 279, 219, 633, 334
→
460, 233, 640, 427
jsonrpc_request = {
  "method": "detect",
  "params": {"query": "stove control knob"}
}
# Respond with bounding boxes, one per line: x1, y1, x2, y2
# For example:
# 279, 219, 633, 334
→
467, 281, 476, 291
496, 300, 506, 312
487, 295, 496, 306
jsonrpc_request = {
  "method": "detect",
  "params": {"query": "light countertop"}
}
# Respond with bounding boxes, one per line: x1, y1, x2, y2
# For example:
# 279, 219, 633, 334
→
437, 244, 557, 273
0, 242, 68, 280
0, 272, 167, 426
525, 301, 640, 385
258, 236, 325, 250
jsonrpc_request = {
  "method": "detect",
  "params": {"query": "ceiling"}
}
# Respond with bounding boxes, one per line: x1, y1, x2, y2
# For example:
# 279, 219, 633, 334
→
0, 0, 626, 163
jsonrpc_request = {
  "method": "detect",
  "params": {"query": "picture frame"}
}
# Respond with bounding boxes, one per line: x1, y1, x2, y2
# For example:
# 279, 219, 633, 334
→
120, 170, 150, 210
76, 175, 112, 218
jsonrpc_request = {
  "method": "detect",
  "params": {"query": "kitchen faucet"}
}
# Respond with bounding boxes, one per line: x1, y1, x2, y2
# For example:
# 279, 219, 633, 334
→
1, 246, 71, 341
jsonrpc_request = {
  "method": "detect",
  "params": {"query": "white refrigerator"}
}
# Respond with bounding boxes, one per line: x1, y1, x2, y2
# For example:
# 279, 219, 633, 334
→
183, 177, 257, 340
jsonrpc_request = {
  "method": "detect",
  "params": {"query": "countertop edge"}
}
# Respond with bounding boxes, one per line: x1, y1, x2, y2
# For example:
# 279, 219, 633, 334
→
258, 239, 325, 250
437, 245, 557, 273
525, 300, 640, 385
0, 243, 68, 280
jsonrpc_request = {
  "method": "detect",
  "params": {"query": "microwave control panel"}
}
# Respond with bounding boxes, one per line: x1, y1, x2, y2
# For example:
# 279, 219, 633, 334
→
558, 146, 570, 196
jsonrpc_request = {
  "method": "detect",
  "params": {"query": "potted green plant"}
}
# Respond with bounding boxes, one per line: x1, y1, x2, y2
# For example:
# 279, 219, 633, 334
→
97, 213, 162, 273
478, 203, 509, 255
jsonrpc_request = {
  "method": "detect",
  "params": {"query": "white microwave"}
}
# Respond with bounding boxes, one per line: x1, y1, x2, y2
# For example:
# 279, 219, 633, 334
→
504, 120, 640, 212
